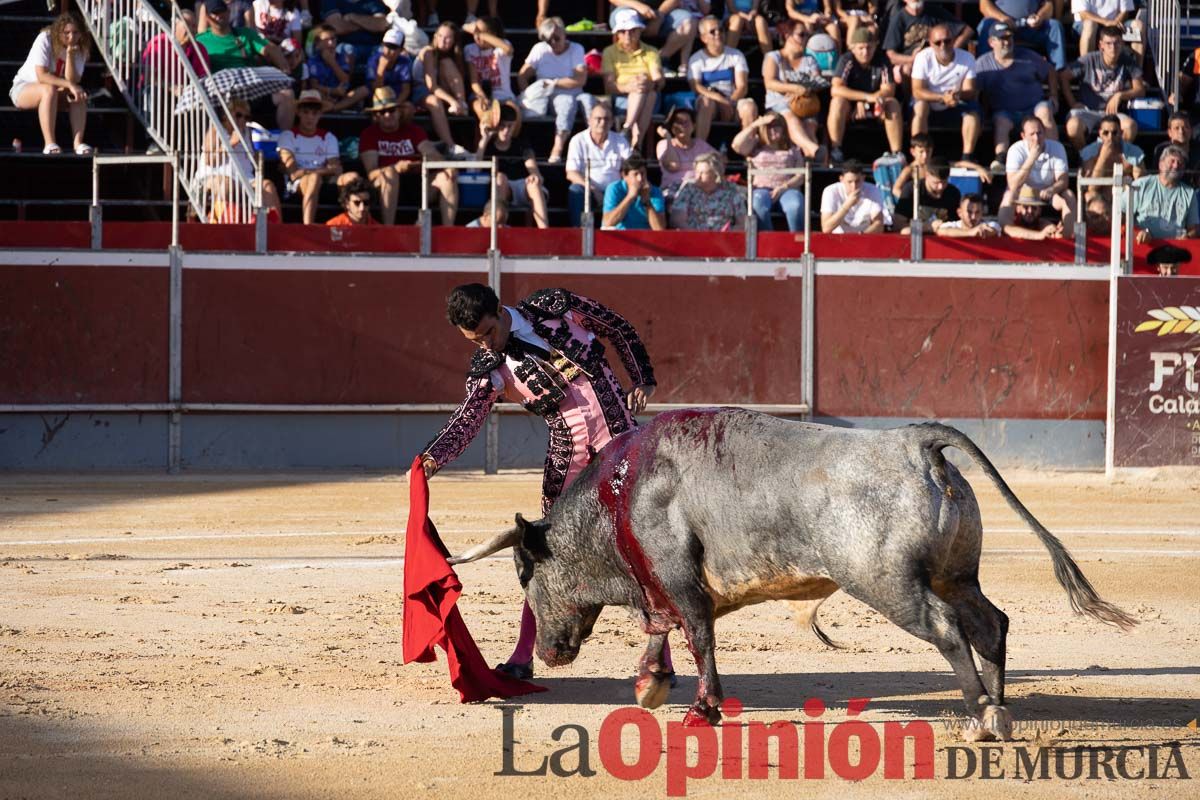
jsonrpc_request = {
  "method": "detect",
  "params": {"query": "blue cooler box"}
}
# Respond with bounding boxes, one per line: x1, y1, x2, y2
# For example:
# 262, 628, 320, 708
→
1129, 99, 1165, 132
457, 170, 492, 208
949, 167, 983, 197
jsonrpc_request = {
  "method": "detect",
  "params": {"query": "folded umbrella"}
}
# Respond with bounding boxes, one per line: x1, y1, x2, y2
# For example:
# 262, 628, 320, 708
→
402, 456, 546, 702
175, 66, 293, 113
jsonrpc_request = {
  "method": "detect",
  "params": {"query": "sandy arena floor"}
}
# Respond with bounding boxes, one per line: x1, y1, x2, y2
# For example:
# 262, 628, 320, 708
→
0, 467, 1198, 798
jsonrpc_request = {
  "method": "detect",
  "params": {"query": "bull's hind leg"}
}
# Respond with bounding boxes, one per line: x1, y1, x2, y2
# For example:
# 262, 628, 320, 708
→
945, 583, 1013, 740
844, 579, 994, 737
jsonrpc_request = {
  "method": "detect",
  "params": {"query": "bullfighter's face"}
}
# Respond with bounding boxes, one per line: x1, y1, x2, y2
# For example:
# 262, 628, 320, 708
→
457, 308, 511, 353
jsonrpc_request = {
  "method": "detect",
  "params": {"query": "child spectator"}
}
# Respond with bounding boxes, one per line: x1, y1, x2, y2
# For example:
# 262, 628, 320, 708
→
828, 28, 904, 163
366, 27, 413, 100
517, 17, 594, 164
602, 155, 668, 230
278, 89, 356, 224
326, 176, 378, 225
820, 161, 886, 232
893, 159, 961, 232
11, 12, 92, 155
670, 153, 745, 230
306, 25, 369, 112
464, 17, 515, 121
687, 16, 749, 141
732, 113, 807, 232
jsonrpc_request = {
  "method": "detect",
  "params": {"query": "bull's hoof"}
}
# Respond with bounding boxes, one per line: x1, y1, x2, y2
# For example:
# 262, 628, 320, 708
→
634, 670, 673, 709
682, 701, 722, 727
960, 705, 1013, 742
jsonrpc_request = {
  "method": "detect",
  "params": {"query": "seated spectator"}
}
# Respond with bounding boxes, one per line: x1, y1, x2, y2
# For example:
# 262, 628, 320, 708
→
977, 0, 1066, 69
1152, 112, 1200, 180
785, 0, 840, 48
566, 104, 633, 226
1132, 146, 1199, 243
252, 0, 302, 44
465, 0, 500, 24
828, 28, 904, 163
475, 102, 550, 228
142, 8, 210, 84
731, 112, 807, 232
999, 116, 1075, 236
199, 0, 254, 30
1080, 114, 1144, 197
1003, 185, 1063, 239
759, 20, 827, 160
517, 17, 594, 164
602, 155, 667, 230
467, 198, 509, 228
366, 27, 413, 100
197, 0, 296, 129
975, 22, 1059, 172
934, 192, 1002, 237
610, 0, 702, 75
307, 25, 369, 112
1084, 191, 1111, 234
197, 97, 283, 222
359, 88, 451, 225
1072, 0, 1140, 57
655, 105, 716, 202
893, 159, 961, 232
320, 0, 390, 39
1147, 244, 1192, 276
279, 90, 356, 224
892, 133, 991, 197
727, 0, 780, 55
326, 177, 378, 225
883, 0, 970, 81
603, 9, 665, 152
414, 22, 470, 156
464, 17, 516, 121
820, 161, 886, 232
10, 12, 92, 155
1062, 26, 1145, 150
833, 0, 880, 45
688, 16, 749, 142
670, 153, 745, 230
910, 24, 980, 162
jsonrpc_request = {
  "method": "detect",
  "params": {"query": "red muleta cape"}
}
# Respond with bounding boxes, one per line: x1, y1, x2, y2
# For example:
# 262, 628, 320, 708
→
402, 457, 546, 702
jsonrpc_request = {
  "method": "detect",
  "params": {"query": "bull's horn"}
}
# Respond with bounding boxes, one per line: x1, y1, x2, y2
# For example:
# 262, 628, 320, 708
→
447, 526, 521, 565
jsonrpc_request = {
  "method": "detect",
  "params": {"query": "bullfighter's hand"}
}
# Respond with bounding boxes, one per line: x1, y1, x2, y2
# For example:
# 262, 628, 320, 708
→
627, 384, 655, 414
420, 454, 438, 479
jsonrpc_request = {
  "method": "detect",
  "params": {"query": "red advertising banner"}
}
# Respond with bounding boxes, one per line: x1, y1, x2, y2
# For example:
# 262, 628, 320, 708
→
1114, 276, 1200, 467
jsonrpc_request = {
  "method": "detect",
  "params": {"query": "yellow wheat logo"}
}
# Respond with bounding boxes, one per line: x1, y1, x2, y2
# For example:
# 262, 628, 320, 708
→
1134, 307, 1200, 336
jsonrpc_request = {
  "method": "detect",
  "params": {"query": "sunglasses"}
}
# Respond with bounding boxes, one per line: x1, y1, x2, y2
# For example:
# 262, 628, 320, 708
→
1099, 129, 1119, 136
931, 38, 951, 46
348, 197, 368, 207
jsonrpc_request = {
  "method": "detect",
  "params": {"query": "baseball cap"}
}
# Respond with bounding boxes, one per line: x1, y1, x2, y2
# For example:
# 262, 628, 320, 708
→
205, 0, 229, 15
990, 22, 1013, 38
383, 27, 405, 47
612, 8, 645, 33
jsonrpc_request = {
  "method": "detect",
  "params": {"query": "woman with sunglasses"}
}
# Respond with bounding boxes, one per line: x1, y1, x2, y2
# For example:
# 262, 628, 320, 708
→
760, 20, 827, 160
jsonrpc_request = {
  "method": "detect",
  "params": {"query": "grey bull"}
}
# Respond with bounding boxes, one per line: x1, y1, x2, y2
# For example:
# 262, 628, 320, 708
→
451, 408, 1136, 737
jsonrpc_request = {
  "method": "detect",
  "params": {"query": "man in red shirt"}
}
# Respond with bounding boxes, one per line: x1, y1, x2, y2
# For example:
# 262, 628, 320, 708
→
325, 176, 377, 226
359, 86, 457, 225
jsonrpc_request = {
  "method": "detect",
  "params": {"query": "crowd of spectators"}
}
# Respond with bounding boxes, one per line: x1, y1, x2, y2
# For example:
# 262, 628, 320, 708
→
9, 0, 1200, 246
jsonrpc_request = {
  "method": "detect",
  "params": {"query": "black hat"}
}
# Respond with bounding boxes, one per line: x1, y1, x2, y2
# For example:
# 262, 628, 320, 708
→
1147, 244, 1193, 265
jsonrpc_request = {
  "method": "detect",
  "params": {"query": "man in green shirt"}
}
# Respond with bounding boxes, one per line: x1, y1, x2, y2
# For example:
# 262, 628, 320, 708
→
1133, 145, 1200, 243
196, 0, 295, 129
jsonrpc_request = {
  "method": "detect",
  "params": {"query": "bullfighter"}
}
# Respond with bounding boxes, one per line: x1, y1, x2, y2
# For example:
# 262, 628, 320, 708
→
419, 282, 669, 680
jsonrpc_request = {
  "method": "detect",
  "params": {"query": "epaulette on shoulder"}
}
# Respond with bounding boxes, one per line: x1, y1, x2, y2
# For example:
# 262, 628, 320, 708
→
520, 288, 571, 319
467, 348, 504, 378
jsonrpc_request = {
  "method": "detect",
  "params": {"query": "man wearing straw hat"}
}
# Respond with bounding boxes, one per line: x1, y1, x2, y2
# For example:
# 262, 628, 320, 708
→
359, 86, 456, 225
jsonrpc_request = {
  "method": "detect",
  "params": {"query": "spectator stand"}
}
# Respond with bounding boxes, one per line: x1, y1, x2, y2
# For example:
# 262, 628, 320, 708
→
744, 160, 813, 259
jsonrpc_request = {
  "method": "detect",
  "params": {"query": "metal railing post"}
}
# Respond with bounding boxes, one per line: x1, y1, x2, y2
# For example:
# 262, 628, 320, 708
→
581, 159, 594, 255
803, 161, 812, 255
1074, 169, 1086, 263
745, 161, 757, 260
801, 250, 815, 421
419, 158, 432, 254
90, 155, 102, 249
910, 173, 922, 260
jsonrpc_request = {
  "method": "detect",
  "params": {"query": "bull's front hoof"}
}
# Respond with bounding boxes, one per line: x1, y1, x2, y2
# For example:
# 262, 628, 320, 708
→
982, 704, 1014, 741
634, 670, 673, 709
682, 701, 722, 727
961, 723, 996, 743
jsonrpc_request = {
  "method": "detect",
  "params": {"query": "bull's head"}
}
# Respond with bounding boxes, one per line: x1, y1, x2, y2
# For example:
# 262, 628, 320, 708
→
449, 513, 601, 668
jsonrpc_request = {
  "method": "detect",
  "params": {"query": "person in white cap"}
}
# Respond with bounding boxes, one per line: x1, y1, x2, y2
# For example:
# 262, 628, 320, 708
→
366, 26, 414, 99
602, 8, 664, 152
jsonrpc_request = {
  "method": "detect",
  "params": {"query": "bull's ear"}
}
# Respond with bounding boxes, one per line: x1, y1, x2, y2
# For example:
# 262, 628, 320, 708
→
515, 512, 552, 563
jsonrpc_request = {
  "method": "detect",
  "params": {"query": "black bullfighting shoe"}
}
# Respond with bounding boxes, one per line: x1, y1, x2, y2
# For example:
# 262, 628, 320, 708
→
495, 661, 534, 680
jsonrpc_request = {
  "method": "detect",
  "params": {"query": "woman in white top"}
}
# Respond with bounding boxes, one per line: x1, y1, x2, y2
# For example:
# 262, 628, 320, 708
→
463, 16, 515, 122
516, 17, 594, 163
10, 13, 92, 155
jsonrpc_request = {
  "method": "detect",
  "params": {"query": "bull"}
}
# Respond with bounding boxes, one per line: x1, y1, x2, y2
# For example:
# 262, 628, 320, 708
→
450, 408, 1136, 738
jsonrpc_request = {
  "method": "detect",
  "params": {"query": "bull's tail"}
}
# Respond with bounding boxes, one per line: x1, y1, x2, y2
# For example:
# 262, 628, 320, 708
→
916, 423, 1138, 631
788, 598, 842, 649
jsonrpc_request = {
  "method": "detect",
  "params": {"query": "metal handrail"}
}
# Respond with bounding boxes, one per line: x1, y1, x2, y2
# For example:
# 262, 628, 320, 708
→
75, 0, 259, 223
744, 160, 812, 257
420, 157, 499, 251
1148, 0, 1181, 111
